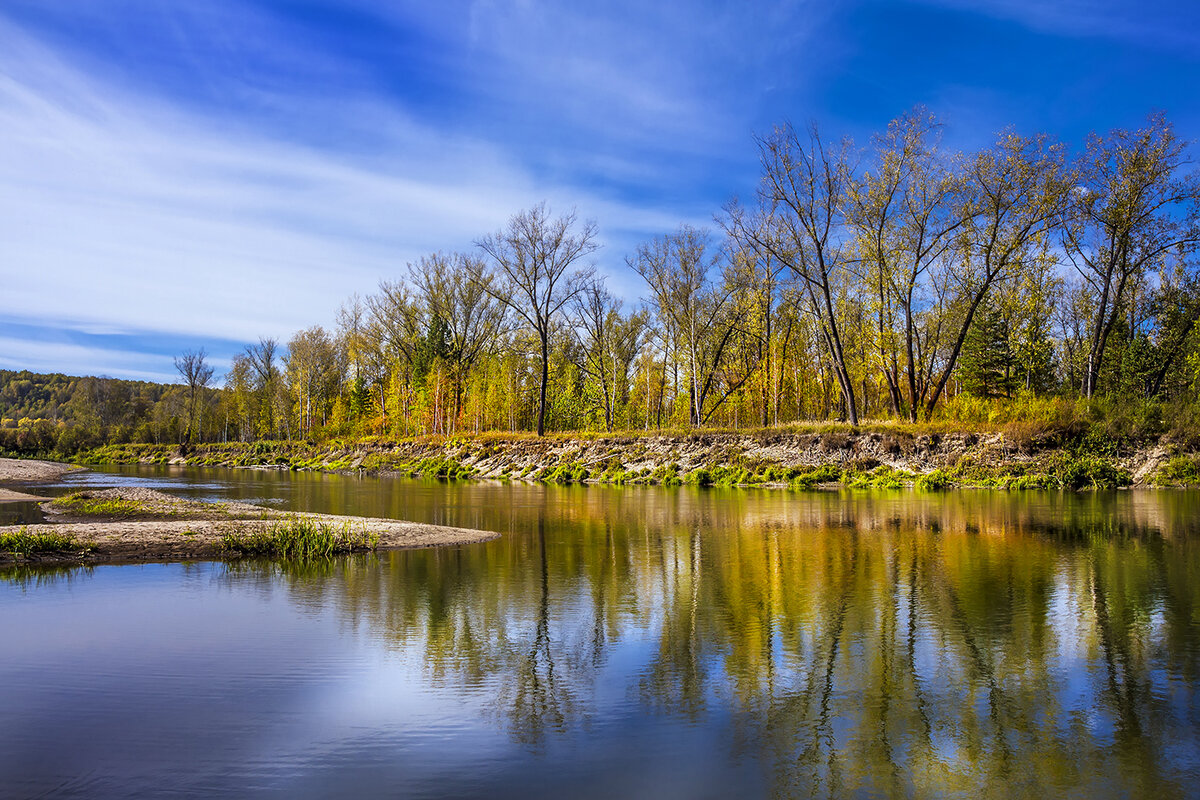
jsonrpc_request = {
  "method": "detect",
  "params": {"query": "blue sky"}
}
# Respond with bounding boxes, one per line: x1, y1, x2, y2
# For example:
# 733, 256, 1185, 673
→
1, 0, 1197, 383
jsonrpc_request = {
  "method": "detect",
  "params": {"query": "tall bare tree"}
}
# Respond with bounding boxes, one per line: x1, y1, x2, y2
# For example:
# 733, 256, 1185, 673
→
174, 348, 214, 443
477, 204, 597, 435
727, 122, 862, 424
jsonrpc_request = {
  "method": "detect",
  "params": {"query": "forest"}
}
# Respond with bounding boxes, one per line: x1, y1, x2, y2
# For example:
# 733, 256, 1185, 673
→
3, 110, 1198, 455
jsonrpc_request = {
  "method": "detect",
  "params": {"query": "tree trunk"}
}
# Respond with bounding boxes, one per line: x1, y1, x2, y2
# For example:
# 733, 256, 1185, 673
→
537, 333, 549, 436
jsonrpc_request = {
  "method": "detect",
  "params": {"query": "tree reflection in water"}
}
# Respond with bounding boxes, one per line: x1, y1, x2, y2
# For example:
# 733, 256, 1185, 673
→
213, 488, 1199, 798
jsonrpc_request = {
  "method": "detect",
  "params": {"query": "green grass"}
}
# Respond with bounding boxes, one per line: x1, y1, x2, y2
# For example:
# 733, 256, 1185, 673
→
220, 517, 380, 559
0, 528, 82, 556
1153, 455, 1200, 487
50, 492, 148, 517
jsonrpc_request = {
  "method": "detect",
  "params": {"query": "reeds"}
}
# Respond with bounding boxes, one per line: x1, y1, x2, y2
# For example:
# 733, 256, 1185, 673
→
0, 528, 81, 555
220, 516, 379, 559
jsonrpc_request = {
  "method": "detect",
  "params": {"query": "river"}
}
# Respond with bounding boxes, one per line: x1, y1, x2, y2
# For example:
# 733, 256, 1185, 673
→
3, 465, 1198, 798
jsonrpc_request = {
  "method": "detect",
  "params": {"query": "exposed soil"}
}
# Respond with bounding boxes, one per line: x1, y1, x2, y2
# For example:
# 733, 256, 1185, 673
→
89, 430, 1186, 487
2, 487, 499, 566
0, 457, 81, 487
0, 488, 47, 502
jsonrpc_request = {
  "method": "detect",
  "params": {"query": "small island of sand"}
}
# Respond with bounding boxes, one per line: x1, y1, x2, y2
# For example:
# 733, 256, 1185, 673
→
0, 458, 499, 565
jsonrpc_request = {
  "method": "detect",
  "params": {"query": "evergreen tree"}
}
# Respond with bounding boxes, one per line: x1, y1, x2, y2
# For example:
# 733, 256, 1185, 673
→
958, 303, 1016, 398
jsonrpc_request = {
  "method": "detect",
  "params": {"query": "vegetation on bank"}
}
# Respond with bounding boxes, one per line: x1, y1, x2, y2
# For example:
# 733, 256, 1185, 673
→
0, 528, 84, 557
50, 492, 150, 518
4, 112, 1199, 457
52, 410, 1184, 490
220, 517, 379, 559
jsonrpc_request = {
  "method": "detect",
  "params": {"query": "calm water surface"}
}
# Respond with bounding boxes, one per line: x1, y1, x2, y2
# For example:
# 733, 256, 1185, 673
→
3, 466, 1199, 798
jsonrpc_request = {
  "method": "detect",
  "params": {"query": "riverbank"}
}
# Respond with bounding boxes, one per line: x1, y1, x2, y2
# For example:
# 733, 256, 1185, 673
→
0, 458, 82, 502
74, 428, 1200, 489
0, 463, 500, 565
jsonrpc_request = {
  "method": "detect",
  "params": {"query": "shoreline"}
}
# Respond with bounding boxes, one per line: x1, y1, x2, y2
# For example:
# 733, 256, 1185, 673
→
0, 461, 500, 566
68, 430, 1200, 489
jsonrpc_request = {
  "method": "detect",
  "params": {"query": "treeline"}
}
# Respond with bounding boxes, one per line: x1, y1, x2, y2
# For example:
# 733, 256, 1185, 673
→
6, 109, 1200, 453
221, 110, 1199, 441
0, 370, 190, 453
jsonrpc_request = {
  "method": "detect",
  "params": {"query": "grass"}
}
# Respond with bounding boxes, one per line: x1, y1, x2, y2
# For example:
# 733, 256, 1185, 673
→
220, 516, 380, 559
50, 492, 148, 517
0, 528, 83, 556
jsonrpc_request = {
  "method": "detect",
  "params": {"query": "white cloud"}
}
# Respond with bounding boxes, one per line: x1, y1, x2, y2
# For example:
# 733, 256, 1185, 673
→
0, 14, 696, 366
0, 336, 217, 384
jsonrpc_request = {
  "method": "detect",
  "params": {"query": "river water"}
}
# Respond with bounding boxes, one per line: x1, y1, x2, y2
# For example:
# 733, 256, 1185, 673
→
3, 466, 1199, 798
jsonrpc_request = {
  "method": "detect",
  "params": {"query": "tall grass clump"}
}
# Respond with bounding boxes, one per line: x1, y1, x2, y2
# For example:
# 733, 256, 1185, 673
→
221, 517, 379, 559
0, 528, 82, 556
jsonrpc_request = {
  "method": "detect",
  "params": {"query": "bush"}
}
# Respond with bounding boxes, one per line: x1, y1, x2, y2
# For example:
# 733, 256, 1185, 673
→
1056, 455, 1132, 490
915, 469, 952, 491
1153, 455, 1200, 487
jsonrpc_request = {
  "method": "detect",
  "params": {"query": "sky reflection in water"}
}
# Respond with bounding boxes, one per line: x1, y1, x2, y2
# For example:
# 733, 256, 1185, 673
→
3, 468, 1199, 798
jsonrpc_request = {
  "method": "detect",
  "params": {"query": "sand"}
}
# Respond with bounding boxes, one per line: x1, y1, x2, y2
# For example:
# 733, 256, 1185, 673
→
1, 477, 500, 565
0, 457, 81, 488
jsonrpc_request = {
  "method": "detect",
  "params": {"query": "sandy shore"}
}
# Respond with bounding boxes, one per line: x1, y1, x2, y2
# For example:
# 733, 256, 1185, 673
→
0, 457, 81, 503
2, 487, 500, 565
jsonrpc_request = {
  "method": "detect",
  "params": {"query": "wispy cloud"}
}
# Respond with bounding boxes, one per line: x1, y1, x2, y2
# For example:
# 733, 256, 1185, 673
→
910, 0, 1200, 51
0, 12, 699, 377
0, 336, 219, 384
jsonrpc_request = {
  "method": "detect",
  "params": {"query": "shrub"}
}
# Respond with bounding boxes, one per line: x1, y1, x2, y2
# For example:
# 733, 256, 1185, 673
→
1056, 455, 1132, 490
1152, 455, 1200, 487
915, 470, 952, 491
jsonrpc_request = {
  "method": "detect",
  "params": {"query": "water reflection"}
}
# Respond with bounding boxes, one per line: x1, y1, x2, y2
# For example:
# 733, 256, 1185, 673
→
226, 488, 1199, 796
4, 477, 1200, 798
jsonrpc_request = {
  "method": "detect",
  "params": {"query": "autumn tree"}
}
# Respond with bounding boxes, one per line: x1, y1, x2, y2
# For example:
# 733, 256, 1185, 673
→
477, 204, 597, 436
921, 131, 1068, 417
572, 280, 647, 431
285, 326, 342, 435
408, 252, 507, 429
1062, 113, 1200, 398
632, 227, 760, 426
848, 108, 968, 420
728, 123, 862, 424
174, 348, 214, 443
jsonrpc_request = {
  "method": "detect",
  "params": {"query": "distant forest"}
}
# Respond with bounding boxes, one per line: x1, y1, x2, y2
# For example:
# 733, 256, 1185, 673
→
3, 110, 1198, 455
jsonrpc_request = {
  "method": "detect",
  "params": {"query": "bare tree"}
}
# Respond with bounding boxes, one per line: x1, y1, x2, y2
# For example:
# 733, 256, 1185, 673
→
1062, 113, 1200, 398
632, 227, 760, 426
174, 348, 214, 443
726, 122, 862, 424
409, 252, 508, 428
572, 280, 647, 431
477, 203, 598, 435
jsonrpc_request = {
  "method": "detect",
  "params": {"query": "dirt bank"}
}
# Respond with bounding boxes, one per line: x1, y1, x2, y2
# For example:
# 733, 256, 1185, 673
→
77, 429, 1199, 489
1, 488, 499, 566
